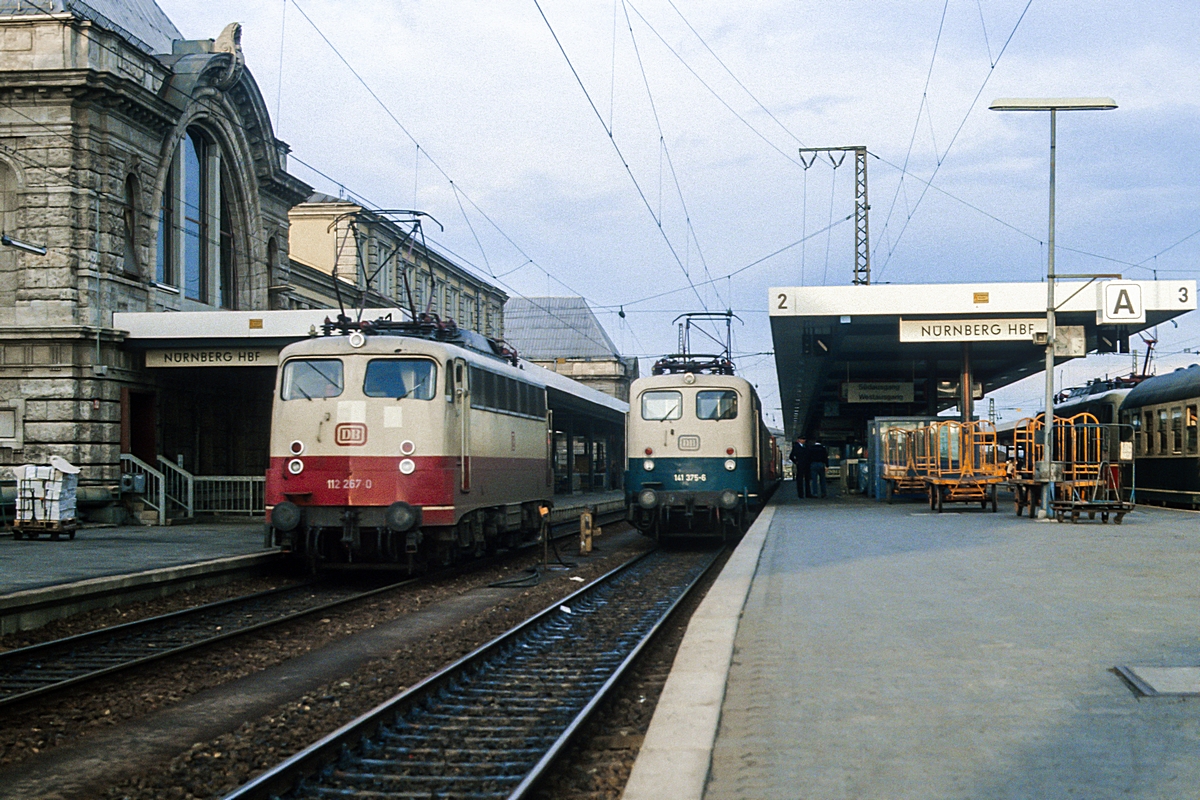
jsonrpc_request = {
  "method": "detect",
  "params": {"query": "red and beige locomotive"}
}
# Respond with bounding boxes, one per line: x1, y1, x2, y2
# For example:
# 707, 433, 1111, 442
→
265, 316, 619, 569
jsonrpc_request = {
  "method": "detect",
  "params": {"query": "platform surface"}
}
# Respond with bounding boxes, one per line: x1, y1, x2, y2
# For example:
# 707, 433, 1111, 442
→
627, 483, 1200, 800
0, 522, 271, 596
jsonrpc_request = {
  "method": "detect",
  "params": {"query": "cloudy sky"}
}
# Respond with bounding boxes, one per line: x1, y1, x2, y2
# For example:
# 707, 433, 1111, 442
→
160, 0, 1200, 428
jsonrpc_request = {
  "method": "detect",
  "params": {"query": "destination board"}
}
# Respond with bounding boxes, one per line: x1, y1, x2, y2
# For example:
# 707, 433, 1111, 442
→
899, 318, 1046, 343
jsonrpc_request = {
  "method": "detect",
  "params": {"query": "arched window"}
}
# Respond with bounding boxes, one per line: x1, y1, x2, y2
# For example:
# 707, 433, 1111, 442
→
156, 127, 238, 308
122, 175, 140, 278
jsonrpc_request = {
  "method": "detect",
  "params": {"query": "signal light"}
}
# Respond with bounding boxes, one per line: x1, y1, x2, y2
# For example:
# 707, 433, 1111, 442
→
644, 447, 653, 456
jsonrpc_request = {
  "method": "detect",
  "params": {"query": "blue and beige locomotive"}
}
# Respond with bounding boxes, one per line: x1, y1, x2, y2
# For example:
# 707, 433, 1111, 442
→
625, 354, 780, 539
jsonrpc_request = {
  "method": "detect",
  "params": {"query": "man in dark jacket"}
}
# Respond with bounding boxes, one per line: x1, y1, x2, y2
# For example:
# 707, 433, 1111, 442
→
789, 437, 811, 498
809, 440, 829, 498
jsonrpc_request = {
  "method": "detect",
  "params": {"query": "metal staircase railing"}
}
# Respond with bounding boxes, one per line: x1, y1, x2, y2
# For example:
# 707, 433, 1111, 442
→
157, 457, 195, 519
119, 454, 165, 524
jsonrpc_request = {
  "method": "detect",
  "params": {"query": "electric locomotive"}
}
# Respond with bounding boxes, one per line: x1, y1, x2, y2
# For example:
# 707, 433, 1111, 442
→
625, 353, 779, 540
265, 314, 614, 570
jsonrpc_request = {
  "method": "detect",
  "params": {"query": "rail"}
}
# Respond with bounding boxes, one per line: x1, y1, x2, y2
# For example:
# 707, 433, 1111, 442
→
194, 475, 266, 516
222, 548, 719, 800
118, 453, 165, 524
156, 456, 194, 518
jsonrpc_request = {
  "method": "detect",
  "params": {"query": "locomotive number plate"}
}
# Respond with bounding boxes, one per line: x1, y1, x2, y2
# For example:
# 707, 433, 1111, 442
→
326, 478, 374, 489
674, 473, 707, 483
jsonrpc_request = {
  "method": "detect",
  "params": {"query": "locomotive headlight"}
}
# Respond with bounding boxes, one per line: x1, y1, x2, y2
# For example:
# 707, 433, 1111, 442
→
719, 490, 740, 509
289, 440, 305, 455
400, 439, 416, 456
643, 459, 655, 471
271, 500, 302, 532
638, 489, 658, 509
399, 458, 416, 475
287, 458, 304, 475
724, 459, 737, 471
385, 501, 420, 532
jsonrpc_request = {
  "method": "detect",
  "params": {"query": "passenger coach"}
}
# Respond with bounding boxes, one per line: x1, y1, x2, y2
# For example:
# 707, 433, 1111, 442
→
1119, 364, 1200, 507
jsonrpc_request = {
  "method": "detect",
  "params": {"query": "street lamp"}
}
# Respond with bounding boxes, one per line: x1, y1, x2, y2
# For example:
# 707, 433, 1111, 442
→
989, 97, 1116, 518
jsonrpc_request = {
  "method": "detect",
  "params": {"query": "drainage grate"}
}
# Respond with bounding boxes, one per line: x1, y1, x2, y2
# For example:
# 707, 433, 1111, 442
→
1115, 666, 1200, 696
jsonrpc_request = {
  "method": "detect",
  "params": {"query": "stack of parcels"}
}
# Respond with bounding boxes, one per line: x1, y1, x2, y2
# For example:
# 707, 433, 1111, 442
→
15, 456, 80, 524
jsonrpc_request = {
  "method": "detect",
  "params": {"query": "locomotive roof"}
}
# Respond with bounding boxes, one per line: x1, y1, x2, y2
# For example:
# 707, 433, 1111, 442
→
632, 371, 756, 396
1120, 364, 1200, 410
278, 333, 628, 417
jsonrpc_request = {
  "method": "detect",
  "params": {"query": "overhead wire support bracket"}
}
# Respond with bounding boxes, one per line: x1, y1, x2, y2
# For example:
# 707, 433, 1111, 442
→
798, 146, 871, 285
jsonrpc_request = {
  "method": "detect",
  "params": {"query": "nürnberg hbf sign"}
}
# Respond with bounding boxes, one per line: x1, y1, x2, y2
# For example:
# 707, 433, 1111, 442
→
899, 318, 1047, 343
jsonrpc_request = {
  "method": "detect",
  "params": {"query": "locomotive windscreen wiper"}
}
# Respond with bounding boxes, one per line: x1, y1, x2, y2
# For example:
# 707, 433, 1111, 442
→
651, 403, 680, 421
393, 376, 427, 400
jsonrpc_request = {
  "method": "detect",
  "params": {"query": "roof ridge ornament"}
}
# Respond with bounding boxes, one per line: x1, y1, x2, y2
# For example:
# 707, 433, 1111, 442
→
212, 22, 244, 90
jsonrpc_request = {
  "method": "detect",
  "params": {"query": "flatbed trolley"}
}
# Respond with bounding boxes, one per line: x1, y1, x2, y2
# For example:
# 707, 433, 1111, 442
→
1049, 413, 1133, 523
919, 420, 1005, 512
12, 519, 78, 540
881, 428, 925, 502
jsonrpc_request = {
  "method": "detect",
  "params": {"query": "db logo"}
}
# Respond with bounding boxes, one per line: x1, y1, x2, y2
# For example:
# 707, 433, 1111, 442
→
335, 423, 368, 446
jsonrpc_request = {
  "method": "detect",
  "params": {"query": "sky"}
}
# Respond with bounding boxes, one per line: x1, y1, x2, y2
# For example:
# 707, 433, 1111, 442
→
158, 0, 1200, 430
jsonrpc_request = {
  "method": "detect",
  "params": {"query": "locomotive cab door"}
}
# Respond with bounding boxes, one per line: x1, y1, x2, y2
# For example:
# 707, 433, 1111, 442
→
453, 359, 470, 492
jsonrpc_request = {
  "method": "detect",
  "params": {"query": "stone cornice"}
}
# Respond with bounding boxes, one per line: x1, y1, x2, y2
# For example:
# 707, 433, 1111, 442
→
0, 68, 179, 134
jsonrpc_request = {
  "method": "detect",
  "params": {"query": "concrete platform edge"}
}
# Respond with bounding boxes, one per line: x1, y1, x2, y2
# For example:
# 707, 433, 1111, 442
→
0, 551, 282, 635
621, 502, 777, 800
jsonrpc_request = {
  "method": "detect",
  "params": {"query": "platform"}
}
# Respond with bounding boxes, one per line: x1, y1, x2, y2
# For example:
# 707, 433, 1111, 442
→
625, 485, 1200, 800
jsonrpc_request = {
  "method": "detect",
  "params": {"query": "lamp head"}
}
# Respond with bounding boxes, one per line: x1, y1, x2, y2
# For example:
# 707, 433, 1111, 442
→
989, 97, 1117, 112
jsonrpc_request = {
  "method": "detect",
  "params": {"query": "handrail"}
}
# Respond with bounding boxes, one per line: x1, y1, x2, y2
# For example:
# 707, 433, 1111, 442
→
119, 453, 165, 525
157, 457, 194, 519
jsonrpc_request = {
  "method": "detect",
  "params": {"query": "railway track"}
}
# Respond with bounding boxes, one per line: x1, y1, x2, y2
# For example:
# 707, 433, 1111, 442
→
0, 512, 628, 712
0, 580, 404, 709
223, 547, 718, 800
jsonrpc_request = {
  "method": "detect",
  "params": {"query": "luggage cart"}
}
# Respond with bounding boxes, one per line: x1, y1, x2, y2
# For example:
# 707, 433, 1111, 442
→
881, 428, 926, 502
920, 420, 1005, 512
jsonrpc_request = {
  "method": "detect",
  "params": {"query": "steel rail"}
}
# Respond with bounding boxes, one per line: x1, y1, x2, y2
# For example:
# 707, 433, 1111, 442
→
221, 547, 719, 800
0, 579, 414, 709
0, 510, 629, 711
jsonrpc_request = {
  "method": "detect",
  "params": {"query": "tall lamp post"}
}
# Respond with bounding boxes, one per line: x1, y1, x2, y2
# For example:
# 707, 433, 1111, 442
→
988, 97, 1116, 519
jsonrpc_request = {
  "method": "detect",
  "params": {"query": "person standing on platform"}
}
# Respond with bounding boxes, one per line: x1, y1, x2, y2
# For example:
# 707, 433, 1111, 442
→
789, 436, 811, 498
809, 440, 829, 498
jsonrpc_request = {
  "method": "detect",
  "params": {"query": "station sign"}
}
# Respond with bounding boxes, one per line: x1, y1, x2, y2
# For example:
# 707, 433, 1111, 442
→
844, 382, 914, 403
1097, 281, 1145, 325
899, 318, 1046, 343
145, 347, 280, 367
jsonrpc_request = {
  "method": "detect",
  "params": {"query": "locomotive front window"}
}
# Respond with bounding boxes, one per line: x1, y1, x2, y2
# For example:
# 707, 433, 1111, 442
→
364, 359, 436, 400
281, 359, 343, 400
696, 390, 738, 420
641, 391, 682, 421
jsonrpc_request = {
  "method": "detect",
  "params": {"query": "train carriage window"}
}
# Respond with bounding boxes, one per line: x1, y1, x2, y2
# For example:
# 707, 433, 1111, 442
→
641, 390, 682, 421
281, 359, 343, 400
363, 359, 436, 400
696, 390, 738, 421
1158, 409, 1169, 454
1188, 406, 1198, 454
1172, 407, 1184, 454
1143, 411, 1154, 455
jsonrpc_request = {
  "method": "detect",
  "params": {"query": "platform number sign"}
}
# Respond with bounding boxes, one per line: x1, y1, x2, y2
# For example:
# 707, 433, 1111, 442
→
1097, 281, 1145, 325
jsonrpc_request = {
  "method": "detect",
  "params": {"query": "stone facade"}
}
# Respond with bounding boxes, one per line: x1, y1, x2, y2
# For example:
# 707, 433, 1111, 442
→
288, 197, 507, 338
0, 3, 309, 483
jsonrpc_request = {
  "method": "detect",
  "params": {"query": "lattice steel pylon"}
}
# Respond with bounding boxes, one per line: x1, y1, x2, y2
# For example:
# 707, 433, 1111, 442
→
799, 145, 870, 285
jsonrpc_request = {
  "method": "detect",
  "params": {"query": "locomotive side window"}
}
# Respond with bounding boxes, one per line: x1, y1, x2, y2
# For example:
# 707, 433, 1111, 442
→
467, 365, 544, 418
281, 359, 343, 400
696, 390, 738, 420
1188, 405, 1198, 454
363, 359, 436, 400
641, 390, 682, 421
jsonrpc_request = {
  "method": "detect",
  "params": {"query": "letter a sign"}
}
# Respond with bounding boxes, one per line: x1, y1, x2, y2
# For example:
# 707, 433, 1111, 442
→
1098, 281, 1144, 325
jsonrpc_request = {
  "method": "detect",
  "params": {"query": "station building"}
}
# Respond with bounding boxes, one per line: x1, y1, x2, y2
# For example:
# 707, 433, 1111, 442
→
0, 0, 530, 525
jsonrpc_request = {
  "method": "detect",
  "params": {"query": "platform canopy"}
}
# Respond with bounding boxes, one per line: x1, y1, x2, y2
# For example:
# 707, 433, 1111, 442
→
769, 280, 1195, 442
